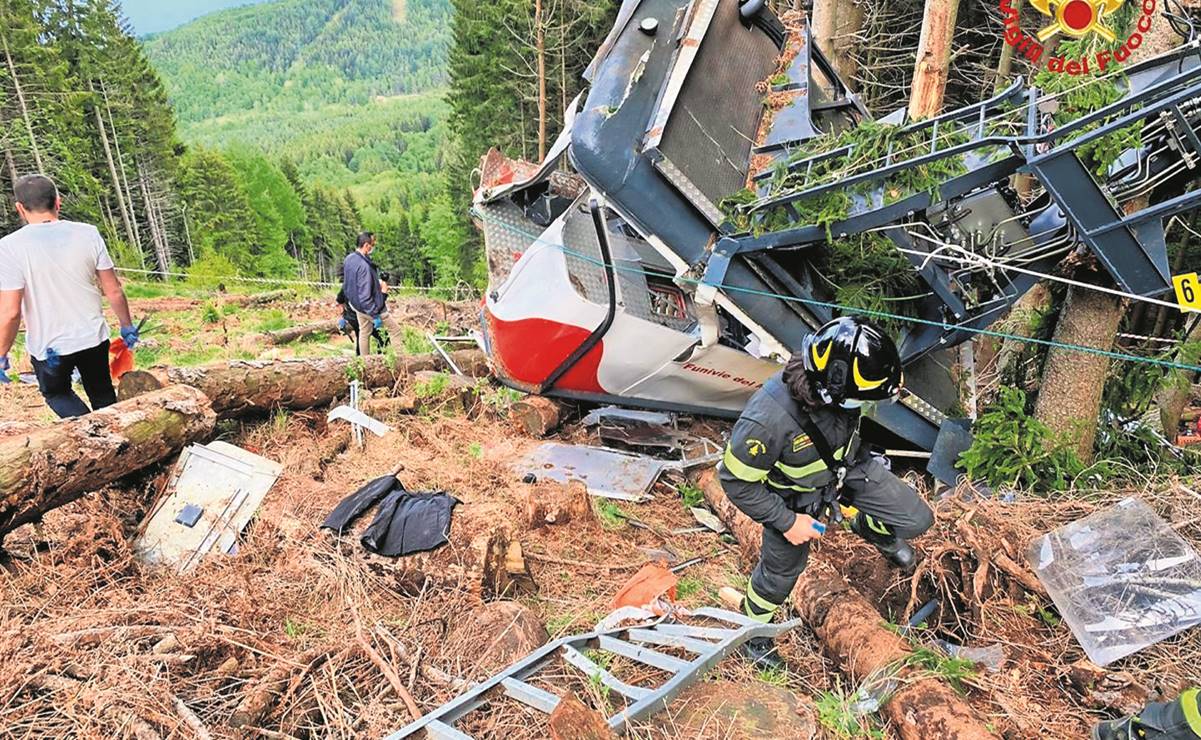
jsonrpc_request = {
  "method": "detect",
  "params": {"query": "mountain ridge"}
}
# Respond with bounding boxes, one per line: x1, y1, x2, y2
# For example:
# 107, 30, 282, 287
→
143, 0, 450, 125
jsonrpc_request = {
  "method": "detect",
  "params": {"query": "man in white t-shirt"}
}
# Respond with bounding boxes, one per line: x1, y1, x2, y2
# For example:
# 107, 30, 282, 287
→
0, 174, 139, 417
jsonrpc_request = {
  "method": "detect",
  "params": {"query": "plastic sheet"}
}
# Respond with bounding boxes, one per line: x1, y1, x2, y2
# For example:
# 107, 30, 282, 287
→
1029, 497, 1201, 665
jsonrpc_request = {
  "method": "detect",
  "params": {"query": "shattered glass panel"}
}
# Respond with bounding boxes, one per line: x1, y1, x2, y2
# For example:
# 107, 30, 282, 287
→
1029, 497, 1201, 665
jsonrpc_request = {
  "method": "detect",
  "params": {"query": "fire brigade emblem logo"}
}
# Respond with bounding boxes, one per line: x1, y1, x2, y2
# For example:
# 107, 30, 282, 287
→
1032, 0, 1123, 42
745, 439, 767, 457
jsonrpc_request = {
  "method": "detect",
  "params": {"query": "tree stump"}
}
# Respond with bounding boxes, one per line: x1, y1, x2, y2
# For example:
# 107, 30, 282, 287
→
548, 694, 616, 740
117, 369, 165, 401
525, 479, 592, 529
512, 395, 563, 437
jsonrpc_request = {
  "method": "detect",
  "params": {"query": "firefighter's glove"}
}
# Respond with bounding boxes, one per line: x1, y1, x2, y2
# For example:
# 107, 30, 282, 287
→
120, 324, 140, 350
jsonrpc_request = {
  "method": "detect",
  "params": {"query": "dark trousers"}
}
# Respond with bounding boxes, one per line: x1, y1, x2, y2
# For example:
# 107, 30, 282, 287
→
750, 456, 935, 607
30, 340, 117, 419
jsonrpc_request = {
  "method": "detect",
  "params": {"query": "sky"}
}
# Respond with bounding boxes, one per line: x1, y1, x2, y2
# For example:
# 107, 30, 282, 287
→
118, 0, 273, 35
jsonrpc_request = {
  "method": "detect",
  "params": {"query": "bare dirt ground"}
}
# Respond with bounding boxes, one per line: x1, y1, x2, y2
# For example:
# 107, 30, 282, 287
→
0, 290, 1197, 739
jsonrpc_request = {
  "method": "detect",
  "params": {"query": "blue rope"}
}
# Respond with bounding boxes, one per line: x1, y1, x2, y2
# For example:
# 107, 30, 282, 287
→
473, 207, 1201, 374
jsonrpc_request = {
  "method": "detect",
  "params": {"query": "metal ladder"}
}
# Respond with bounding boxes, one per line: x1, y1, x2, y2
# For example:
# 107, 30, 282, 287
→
384, 607, 802, 739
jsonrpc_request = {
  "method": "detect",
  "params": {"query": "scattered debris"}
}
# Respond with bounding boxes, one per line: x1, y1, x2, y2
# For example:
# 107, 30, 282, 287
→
514, 442, 665, 502
134, 441, 282, 572
582, 405, 723, 469
328, 404, 392, 438
322, 472, 459, 557
609, 562, 678, 613
1030, 497, 1201, 665
386, 608, 802, 738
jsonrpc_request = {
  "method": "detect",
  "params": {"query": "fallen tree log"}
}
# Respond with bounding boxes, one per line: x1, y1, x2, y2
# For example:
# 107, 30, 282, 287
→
262, 319, 341, 346
0, 385, 217, 545
696, 469, 997, 740
133, 349, 487, 418
227, 289, 293, 307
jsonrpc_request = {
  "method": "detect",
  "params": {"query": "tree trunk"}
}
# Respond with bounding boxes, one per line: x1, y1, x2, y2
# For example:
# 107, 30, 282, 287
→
1157, 318, 1201, 437
908, 0, 961, 120
1034, 12, 1183, 461
136, 350, 487, 418
229, 289, 294, 307
535, 0, 548, 161
2, 32, 43, 171
138, 163, 171, 274
102, 80, 144, 260
695, 469, 998, 740
811, 0, 864, 85
92, 83, 138, 250
0, 385, 217, 544
262, 319, 340, 346
993, 0, 1020, 93
1033, 286, 1123, 461
993, 281, 1051, 383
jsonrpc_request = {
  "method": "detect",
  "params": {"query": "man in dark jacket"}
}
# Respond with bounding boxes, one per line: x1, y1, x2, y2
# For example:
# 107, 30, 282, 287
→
719, 317, 934, 665
341, 232, 389, 356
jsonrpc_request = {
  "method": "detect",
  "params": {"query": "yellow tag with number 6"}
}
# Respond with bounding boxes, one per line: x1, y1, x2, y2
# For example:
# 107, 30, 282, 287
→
1174, 272, 1201, 312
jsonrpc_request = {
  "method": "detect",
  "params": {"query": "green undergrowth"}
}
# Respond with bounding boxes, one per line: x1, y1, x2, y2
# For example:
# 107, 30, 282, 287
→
959, 387, 1085, 492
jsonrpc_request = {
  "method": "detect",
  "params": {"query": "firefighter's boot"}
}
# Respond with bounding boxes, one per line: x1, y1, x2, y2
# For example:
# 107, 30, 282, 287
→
1092, 688, 1201, 740
851, 513, 916, 570
741, 635, 784, 670
719, 585, 786, 670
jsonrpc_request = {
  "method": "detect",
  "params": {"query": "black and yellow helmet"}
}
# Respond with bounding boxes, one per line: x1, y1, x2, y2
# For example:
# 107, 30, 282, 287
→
799, 317, 903, 407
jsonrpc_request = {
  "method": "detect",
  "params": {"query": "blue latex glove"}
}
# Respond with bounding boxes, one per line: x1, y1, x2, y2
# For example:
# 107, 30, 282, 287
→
373, 316, 383, 331
43, 348, 61, 372
120, 324, 140, 349
337, 318, 348, 331
0, 355, 9, 384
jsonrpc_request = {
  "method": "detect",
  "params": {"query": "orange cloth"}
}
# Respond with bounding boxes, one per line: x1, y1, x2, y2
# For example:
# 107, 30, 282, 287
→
109, 338, 135, 381
609, 562, 677, 611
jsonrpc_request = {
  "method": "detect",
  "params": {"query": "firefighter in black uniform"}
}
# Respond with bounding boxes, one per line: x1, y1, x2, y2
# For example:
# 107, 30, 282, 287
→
1093, 688, 1201, 740
719, 317, 934, 664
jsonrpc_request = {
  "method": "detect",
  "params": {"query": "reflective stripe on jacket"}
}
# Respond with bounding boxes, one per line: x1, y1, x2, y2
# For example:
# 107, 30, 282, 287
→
718, 373, 860, 532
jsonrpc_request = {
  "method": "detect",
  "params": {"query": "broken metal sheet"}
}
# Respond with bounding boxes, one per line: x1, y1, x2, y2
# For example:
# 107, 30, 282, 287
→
927, 418, 974, 487
513, 443, 665, 502
328, 405, 392, 437
582, 405, 724, 468
689, 507, 726, 534
135, 441, 282, 573
1029, 497, 1201, 665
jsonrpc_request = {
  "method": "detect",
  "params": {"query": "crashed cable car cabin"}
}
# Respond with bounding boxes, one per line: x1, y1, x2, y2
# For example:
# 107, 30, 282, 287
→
474, 0, 1201, 451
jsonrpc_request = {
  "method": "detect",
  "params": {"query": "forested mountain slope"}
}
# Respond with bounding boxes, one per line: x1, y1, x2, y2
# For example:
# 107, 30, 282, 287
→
144, 0, 451, 124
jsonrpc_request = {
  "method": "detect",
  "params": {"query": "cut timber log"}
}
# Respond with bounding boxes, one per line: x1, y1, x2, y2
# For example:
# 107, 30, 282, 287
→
511, 395, 564, 437
228, 289, 293, 307
524, 479, 592, 529
138, 349, 486, 418
696, 469, 997, 740
262, 319, 340, 346
0, 385, 217, 544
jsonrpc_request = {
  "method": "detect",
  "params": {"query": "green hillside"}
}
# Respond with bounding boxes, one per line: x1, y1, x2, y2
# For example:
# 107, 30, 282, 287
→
144, 0, 450, 124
